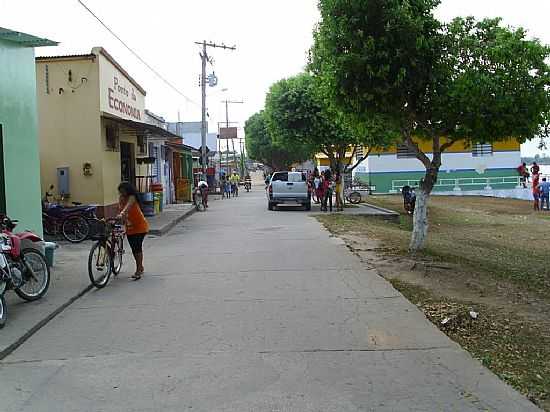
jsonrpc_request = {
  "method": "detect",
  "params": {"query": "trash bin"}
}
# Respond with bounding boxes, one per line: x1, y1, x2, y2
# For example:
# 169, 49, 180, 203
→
44, 242, 58, 268
153, 193, 161, 214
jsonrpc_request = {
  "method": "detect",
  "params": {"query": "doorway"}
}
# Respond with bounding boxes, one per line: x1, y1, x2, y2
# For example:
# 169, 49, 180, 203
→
0, 125, 5, 215
120, 142, 135, 186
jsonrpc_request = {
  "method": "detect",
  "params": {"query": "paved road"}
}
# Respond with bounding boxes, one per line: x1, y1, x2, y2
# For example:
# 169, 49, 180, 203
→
0, 189, 538, 411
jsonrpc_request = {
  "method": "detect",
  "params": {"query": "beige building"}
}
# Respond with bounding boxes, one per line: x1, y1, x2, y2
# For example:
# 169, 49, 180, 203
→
36, 47, 177, 216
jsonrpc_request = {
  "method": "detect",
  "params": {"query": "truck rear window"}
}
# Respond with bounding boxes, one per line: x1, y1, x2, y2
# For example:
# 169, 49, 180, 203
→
271, 172, 306, 182
271, 172, 288, 182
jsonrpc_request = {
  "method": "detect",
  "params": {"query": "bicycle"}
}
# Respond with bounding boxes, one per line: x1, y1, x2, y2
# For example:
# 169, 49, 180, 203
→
88, 218, 125, 288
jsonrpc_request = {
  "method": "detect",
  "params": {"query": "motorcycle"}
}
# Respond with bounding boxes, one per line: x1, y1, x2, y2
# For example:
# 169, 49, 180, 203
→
193, 187, 206, 212
402, 185, 416, 214
244, 181, 251, 192
42, 202, 98, 243
0, 215, 51, 328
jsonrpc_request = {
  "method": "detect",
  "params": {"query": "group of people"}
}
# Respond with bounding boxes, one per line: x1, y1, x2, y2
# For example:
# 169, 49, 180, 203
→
220, 172, 241, 198
518, 162, 550, 211
309, 168, 344, 212
517, 161, 540, 188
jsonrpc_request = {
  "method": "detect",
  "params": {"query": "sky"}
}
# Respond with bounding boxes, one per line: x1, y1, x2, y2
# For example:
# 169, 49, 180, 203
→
1, 0, 549, 155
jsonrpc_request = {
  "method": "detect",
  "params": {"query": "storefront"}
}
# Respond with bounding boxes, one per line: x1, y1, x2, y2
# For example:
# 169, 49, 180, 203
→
0, 27, 57, 236
36, 47, 168, 216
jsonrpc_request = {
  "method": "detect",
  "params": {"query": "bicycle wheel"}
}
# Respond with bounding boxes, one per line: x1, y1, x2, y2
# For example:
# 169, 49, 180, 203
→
111, 237, 124, 275
62, 216, 90, 243
0, 294, 7, 329
88, 241, 112, 288
15, 249, 50, 301
348, 191, 362, 204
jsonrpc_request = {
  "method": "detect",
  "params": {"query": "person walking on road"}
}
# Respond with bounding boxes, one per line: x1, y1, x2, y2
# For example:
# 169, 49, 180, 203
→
230, 172, 240, 197
118, 182, 149, 280
539, 177, 550, 211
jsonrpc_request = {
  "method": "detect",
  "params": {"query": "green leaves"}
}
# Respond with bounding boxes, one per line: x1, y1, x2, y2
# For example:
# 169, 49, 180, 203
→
244, 111, 312, 171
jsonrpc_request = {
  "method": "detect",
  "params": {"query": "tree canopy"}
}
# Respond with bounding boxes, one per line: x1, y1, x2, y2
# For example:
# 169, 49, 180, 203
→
264, 73, 396, 172
244, 111, 311, 171
311, 0, 550, 250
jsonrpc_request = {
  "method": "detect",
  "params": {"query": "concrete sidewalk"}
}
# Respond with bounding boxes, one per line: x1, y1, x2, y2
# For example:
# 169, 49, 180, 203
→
0, 242, 91, 359
146, 203, 195, 236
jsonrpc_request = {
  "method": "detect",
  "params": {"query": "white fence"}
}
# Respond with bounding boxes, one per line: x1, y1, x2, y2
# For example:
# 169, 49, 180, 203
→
390, 176, 522, 193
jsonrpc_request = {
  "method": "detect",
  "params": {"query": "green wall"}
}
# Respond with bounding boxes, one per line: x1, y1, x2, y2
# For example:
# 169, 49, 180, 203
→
0, 39, 43, 236
356, 168, 519, 193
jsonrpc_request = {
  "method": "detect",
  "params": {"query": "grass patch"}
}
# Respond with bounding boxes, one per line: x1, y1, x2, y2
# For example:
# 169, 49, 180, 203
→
364, 195, 550, 294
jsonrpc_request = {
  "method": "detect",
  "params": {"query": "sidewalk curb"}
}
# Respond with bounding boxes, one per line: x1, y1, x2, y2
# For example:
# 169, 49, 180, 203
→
363, 202, 401, 220
148, 207, 196, 237
0, 284, 93, 361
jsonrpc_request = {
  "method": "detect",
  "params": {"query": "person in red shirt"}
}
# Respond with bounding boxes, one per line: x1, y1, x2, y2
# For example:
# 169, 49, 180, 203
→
532, 173, 541, 211
517, 163, 529, 188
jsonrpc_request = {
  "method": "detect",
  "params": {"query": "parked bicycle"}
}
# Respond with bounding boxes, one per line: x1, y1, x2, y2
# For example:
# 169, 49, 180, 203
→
88, 218, 125, 288
0, 215, 50, 328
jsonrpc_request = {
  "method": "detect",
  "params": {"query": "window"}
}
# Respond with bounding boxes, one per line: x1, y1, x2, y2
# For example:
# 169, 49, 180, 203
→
472, 143, 493, 157
137, 134, 147, 155
355, 146, 364, 160
271, 172, 288, 182
105, 125, 119, 151
397, 144, 416, 159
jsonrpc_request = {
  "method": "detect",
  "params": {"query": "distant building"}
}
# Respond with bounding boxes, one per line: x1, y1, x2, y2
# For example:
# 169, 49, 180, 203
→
315, 138, 522, 194
0, 27, 57, 235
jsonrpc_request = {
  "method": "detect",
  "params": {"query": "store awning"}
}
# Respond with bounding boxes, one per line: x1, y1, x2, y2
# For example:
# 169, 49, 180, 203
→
102, 113, 182, 139
166, 142, 195, 154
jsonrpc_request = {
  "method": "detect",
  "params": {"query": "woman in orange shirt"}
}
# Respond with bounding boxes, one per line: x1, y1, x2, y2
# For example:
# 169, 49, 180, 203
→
118, 182, 149, 280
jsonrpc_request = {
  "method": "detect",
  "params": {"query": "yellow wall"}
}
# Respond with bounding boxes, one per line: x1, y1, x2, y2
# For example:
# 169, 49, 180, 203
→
370, 137, 520, 155
36, 57, 104, 205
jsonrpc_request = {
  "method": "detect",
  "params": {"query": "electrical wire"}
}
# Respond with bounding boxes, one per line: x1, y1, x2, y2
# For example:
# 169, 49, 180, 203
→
77, 0, 200, 107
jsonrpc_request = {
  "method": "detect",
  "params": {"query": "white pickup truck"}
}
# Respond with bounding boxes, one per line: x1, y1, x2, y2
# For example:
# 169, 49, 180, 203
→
267, 171, 311, 211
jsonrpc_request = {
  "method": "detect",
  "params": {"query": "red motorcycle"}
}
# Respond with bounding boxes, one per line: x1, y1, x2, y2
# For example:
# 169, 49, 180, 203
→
0, 215, 50, 328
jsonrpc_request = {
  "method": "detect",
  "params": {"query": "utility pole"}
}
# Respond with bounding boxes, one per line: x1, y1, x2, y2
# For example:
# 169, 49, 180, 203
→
195, 40, 236, 177
221, 99, 243, 175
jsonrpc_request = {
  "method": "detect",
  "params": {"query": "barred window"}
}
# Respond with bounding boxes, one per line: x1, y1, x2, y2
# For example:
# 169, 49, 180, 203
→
397, 144, 416, 159
472, 143, 493, 157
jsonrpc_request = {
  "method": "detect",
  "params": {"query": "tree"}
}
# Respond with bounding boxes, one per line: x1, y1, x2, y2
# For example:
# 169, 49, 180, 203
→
244, 111, 311, 171
312, 0, 550, 251
264, 73, 395, 174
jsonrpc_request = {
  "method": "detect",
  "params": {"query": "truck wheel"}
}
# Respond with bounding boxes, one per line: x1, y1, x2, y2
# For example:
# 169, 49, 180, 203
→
268, 202, 274, 211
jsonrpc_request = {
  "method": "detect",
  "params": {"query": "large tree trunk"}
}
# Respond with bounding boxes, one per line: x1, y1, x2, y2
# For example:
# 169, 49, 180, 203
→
409, 164, 439, 253
409, 188, 429, 252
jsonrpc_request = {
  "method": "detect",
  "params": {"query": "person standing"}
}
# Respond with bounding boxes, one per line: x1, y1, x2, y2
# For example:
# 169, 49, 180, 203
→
334, 171, 343, 212
532, 174, 541, 211
230, 172, 240, 197
323, 169, 333, 212
313, 174, 322, 204
118, 182, 149, 280
539, 177, 550, 211
531, 162, 540, 176
517, 162, 529, 188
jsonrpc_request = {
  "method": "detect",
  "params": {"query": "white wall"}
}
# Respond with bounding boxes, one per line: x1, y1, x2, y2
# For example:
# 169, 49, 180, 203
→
368, 151, 520, 173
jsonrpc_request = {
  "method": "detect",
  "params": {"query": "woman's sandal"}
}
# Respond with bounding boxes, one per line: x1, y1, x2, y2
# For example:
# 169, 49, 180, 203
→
131, 271, 143, 281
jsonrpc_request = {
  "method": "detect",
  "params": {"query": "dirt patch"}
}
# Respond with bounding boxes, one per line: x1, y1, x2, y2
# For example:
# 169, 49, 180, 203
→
317, 205, 550, 410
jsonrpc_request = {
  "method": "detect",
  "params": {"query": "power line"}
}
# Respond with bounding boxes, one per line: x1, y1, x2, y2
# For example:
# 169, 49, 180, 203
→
77, 0, 200, 107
